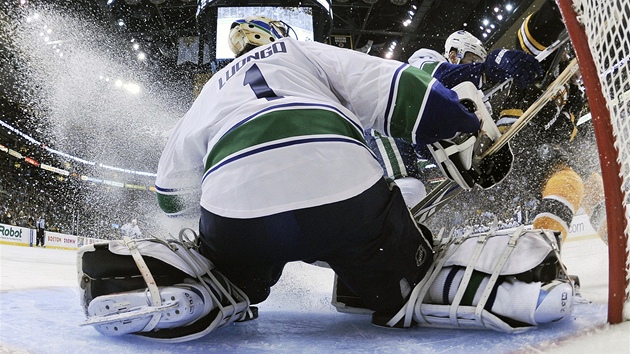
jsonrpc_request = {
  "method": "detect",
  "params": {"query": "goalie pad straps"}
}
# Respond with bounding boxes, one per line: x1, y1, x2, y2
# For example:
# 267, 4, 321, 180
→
472, 227, 521, 324
387, 227, 568, 331
123, 236, 163, 332
387, 228, 474, 328
448, 231, 492, 324
80, 230, 253, 341
441, 226, 522, 327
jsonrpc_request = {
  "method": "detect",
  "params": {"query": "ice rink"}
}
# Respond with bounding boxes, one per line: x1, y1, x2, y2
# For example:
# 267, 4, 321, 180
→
1, 233, 629, 353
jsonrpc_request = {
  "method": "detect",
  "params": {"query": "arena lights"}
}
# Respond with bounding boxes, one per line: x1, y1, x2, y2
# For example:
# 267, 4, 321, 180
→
402, 4, 416, 27
101, 76, 142, 95
0, 119, 157, 177
112, 79, 141, 95
478, 2, 515, 40
385, 41, 398, 59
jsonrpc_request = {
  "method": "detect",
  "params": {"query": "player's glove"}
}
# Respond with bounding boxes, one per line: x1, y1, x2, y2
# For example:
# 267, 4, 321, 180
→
485, 49, 543, 89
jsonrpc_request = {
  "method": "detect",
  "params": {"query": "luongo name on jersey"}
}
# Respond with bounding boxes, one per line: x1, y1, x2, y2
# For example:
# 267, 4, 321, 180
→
155, 37, 478, 219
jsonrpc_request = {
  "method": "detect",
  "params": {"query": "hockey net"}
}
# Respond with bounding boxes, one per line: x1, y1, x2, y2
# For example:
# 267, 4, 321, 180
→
557, 0, 630, 323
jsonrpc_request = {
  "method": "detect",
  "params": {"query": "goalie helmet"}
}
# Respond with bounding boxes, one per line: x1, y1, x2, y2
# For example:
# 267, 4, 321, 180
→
229, 16, 288, 57
444, 30, 487, 64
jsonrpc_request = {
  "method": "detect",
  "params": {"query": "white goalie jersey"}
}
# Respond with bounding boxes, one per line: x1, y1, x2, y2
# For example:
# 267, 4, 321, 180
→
155, 37, 479, 218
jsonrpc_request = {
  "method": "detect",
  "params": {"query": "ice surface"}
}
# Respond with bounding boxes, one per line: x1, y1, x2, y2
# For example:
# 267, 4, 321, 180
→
1, 237, 629, 354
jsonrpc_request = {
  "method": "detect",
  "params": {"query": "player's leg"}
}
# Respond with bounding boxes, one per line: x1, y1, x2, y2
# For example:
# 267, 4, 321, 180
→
533, 164, 584, 242
581, 172, 607, 243
200, 178, 434, 317
321, 179, 434, 317
198, 209, 290, 305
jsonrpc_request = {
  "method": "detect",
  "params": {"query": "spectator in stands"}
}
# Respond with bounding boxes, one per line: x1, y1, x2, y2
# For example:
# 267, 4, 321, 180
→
121, 218, 142, 239
514, 205, 523, 225
35, 213, 46, 247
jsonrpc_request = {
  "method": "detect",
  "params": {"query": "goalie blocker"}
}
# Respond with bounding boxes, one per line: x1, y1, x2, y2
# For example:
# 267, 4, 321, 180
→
334, 226, 575, 332
428, 82, 514, 191
77, 231, 256, 342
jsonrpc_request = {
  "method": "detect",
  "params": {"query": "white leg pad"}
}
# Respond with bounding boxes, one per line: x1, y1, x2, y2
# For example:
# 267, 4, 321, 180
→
385, 227, 575, 332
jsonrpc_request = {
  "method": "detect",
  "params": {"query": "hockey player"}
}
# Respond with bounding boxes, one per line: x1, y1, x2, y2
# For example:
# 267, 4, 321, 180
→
366, 30, 542, 209
390, 10, 588, 245
410, 30, 542, 90
339, 31, 543, 313
120, 218, 142, 239
494, 0, 588, 243
78, 15, 476, 340
77, 16, 575, 341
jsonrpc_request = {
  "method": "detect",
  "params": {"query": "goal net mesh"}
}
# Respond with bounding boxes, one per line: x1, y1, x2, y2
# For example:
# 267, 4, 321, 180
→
561, 0, 630, 322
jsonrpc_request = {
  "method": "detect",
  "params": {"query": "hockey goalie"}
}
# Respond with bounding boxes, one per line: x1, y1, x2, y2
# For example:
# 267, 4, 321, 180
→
77, 15, 575, 341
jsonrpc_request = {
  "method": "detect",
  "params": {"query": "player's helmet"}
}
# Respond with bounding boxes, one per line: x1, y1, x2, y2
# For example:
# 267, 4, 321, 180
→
444, 30, 487, 64
229, 16, 288, 57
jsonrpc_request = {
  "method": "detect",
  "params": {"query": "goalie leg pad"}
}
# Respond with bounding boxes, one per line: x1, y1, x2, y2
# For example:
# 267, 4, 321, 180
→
382, 227, 574, 332
78, 233, 252, 342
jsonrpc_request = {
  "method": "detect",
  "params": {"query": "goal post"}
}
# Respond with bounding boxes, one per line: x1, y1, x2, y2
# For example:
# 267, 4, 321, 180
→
557, 0, 630, 323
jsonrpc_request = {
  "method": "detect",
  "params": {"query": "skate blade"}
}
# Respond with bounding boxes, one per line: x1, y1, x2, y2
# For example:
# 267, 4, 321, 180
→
82, 301, 179, 334
83, 285, 211, 336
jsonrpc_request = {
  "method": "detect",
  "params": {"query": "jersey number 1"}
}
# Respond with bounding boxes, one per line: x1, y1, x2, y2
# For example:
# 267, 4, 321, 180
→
243, 64, 281, 100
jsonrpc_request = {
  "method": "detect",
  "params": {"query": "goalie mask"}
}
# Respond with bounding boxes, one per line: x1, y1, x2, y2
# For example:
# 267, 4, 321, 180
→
229, 16, 288, 57
444, 30, 487, 64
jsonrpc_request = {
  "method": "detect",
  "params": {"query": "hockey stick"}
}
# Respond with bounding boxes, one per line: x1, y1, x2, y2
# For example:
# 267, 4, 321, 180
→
539, 30, 571, 88
479, 58, 578, 159
411, 179, 461, 223
411, 52, 578, 222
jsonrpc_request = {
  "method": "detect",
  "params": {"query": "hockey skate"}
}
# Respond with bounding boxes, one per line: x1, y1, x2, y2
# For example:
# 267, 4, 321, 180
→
82, 280, 215, 336
78, 231, 255, 342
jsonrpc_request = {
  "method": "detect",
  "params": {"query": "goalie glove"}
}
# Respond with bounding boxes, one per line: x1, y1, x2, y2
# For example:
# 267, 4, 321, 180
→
428, 133, 478, 191
428, 82, 514, 191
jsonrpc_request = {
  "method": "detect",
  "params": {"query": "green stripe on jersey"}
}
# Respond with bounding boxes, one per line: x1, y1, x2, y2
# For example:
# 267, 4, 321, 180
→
157, 193, 188, 215
388, 67, 432, 140
205, 109, 366, 172
419, 61, 441, 76
373, 131, 403, 178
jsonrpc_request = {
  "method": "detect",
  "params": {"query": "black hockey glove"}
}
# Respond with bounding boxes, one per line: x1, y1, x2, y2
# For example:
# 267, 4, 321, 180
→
485, 49, 543, 89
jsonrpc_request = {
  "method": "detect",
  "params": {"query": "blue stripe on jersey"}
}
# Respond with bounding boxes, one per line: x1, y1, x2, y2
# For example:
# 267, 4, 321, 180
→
154, 185, 195, 193
202, 136, 370, 181
383, 63, 409, 135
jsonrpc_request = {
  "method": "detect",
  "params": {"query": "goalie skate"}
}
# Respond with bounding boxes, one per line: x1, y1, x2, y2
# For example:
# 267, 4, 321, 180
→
82, 282, 213, 336
78, 231, 253, 342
